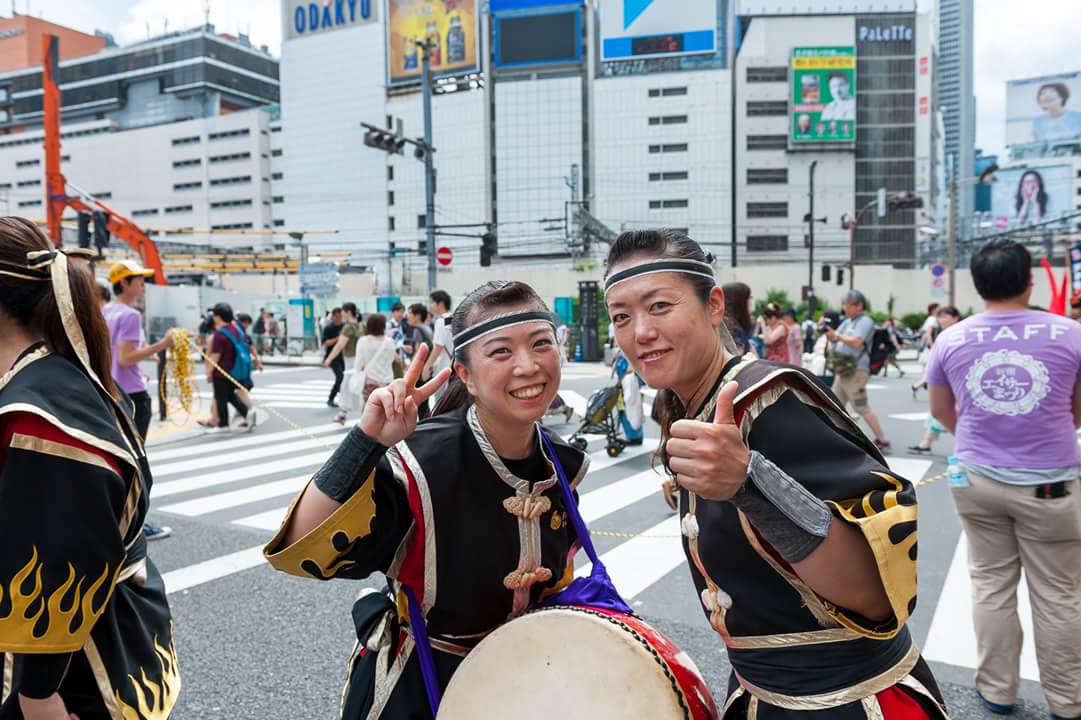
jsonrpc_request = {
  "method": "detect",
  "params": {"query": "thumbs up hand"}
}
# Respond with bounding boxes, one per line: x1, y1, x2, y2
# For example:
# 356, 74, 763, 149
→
666, 381, 750, 502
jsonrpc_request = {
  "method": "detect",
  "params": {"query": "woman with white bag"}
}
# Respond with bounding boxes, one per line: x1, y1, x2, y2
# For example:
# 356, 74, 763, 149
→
336, 313, 397, 424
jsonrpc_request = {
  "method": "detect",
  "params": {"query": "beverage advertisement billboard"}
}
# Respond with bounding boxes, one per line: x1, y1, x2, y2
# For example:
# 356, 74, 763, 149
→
599, 0, 717, 62
387, 0, 478, 85
991, 164, 1074, 231
790, 46, 856, 146
1006, 72, 1081, 147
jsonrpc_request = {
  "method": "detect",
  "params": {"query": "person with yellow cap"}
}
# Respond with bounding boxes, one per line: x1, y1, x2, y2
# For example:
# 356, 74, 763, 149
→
103, 259, 175, 540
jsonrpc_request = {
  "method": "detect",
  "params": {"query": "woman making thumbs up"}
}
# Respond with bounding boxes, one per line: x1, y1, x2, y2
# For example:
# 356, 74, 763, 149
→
604, 230, 948, 719
264, 281, 592, 719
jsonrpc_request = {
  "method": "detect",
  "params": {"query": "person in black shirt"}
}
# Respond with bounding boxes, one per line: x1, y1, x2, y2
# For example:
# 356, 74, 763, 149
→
323, 307, 344, 407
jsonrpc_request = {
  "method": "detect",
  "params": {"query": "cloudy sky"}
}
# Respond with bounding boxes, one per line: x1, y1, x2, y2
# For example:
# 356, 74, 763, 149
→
16, 0, 1081, 159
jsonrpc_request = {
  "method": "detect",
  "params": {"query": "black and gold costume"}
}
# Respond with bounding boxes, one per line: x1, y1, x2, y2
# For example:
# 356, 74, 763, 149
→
265, 405, 588, 719
680, 355, 947, 719
0, 346, 180, 719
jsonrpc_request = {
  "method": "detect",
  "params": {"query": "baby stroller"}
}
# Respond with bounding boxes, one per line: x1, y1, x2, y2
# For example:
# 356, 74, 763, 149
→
567, 381, 626, 458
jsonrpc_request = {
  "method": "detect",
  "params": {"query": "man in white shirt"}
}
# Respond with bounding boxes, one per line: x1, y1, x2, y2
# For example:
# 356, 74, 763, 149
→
821, 72, 856, 121
424, 290, 453, 406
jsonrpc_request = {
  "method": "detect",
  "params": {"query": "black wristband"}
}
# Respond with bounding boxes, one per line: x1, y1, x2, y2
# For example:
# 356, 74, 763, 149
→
312, 427, 388, 503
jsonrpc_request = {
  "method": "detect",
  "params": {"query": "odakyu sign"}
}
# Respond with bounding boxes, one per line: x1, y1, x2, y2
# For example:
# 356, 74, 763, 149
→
283, 0, 378, 41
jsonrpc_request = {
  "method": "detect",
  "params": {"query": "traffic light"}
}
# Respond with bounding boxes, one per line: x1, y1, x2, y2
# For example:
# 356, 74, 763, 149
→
480, 231, 497, 267
887, 192, 924, 211
837, 267, 845, 286
821, 265, 831, 283
363, 127, 405, 155
77, 212, 91, 249
92, 210, 110, 252
418, 238, 428, 256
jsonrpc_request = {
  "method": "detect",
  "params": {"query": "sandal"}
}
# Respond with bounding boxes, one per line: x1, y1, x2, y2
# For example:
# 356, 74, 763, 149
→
334, 411, 348, 425
197, 419, 215, 428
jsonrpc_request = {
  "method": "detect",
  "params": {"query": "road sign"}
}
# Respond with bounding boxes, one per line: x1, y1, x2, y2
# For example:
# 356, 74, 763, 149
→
930, 262, 945, 278
436, 246, 453, 266
931, 277, 945, 289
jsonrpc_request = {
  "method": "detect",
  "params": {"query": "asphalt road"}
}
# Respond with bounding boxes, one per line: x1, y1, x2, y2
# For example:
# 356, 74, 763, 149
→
139, 357, 1063, 719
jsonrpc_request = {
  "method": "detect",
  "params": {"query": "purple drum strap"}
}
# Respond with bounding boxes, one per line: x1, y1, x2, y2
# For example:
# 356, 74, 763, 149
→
540, 430, 601, 565
404, 585, 441, 716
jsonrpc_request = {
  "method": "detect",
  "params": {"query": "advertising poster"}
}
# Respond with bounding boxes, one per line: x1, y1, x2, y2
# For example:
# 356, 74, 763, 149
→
991, 165, 1073, 231
790, 46, 856, 146
387, 0, 478, 85
599, 0, 717, 62
1070, 243, 1081, 305
1006, 72, 1081, 147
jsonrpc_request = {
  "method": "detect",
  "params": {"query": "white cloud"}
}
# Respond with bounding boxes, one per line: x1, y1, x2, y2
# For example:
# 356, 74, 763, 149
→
973, 0, 1081, 158
115, 0, 282, 53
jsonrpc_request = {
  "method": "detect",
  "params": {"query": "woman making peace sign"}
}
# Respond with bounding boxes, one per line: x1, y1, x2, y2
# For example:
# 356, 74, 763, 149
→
265, 281, 592, 719
603, 230, 948, 719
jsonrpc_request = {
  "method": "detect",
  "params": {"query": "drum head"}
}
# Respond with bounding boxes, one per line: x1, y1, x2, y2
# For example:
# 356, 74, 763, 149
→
438, 607, 694, 719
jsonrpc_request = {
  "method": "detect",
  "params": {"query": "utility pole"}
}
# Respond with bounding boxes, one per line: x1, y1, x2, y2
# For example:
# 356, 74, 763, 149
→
807, 161, 818, 319
420, 40, 437, 293
947, 177, 958, 307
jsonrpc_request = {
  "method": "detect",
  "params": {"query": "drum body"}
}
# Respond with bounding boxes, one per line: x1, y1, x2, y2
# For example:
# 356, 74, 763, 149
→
438, 605, 718, 719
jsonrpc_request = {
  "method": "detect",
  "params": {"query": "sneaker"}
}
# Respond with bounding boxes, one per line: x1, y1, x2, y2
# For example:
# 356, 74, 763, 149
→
235, 410, 257, 433
906, 445, 931, 455
976, 691, 1014, 715
327, 400, 339, 408
873, 438, 892, 452
143, 523, 173, 541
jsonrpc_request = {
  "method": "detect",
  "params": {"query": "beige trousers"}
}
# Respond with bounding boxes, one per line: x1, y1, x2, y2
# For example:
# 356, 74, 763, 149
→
951, 471, 1081, 716
832, 368, 872, 415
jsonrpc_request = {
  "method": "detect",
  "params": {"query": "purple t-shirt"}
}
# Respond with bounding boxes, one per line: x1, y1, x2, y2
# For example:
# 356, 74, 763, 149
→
926, 310, 1081, 469
102, 302, 146, 394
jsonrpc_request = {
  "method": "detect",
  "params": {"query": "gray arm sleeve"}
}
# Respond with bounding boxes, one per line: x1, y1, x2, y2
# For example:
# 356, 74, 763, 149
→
728, 450, 832, 563
312, 427, 388, 503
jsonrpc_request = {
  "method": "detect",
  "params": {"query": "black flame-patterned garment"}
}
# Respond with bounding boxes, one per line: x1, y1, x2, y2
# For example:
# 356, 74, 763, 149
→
0, 347, 179, 720
676, 354, 949, 719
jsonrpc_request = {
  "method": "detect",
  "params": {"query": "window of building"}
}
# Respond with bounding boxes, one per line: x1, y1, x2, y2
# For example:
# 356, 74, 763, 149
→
271, 149, 283, 157
211, 222, 254, 230
746, 134, 788, 151
273, 218, 285, 227
648, 86, 688, 98
132, 208, 159, 217
649, 199, 689, 209
17, 199, 41, 208
271, 126, 282, 133
93, 192, 112, 199
418, 214, 427, 229
388, 165, 394, 181
389, 216, 396, 231
61, 154, 70, 162
165, 205, 193, 214
173, 158, 201, 169
746, 66, 788, 83
272, 195, 284, 204
649, 143, 688, 154
272, 172, 284, 181
209, 175, 252, 187
649, 171, 689, 181
747, 168, 789, 185
16, 179, 40, 187
173, 181, 202, 191
746, 101, 788, 117
210, 199, 253, 209
172, 135, 200, 146
208, 128, 251, 141
16, 158, 39, 168
0, 183, 11, 189
747, 202, 788, 218
648, 115, 689, 126
209, 152, 252, 164
747, 235, 789, 252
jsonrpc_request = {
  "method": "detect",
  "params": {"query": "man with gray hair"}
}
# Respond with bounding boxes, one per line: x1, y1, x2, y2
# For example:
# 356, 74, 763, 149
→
826, 290, 891, 451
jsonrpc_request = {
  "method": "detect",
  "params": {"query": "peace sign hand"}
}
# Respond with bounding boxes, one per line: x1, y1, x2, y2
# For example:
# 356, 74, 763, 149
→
665, 381, 750, 502
359, 343, 452, 448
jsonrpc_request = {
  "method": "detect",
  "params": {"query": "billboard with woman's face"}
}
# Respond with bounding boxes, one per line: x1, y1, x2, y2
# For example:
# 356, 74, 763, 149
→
991, 165, 1073, 230
1006, 72, 1081, 146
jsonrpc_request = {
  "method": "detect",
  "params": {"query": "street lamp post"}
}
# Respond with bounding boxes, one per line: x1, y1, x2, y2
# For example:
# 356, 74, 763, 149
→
945, 163, 999, 305
420, 40, 437, 293
841, 192, 924, 291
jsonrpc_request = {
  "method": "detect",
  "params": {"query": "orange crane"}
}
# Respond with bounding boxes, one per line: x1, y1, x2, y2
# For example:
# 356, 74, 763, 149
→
42, 34, 167, 284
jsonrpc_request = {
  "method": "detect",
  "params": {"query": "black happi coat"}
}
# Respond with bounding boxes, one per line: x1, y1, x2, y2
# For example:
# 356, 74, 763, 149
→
265, 405, 588, 719
679, 355, 947, 719
0, 348, 179, 719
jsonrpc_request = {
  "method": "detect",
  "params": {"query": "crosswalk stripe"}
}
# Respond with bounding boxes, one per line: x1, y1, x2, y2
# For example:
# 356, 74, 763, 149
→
149, 422, 344, 461
888, 412, 930, 422
576, 515, 683, 599
162, 545, 267, 594
266, 401, 337, 409
153, 449, 332, 498
153, 432, 347, 478
587, 438, 658, 472
160, 474, 311, 516
884, 457, 932, 482
560, 390, 589, 418
233, 506, 294, 531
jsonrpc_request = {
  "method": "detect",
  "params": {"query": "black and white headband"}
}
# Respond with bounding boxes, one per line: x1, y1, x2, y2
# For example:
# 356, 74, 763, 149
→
603, 259, 715, 294
452, 310, 557, 354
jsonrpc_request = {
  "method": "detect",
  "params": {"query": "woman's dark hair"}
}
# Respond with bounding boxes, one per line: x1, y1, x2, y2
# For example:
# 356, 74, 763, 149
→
761, 302, 782, 320
212, 302, 234, 324
970, 238, 1032, 301
98, 282, 111, 303
722, 282, 752, 334
937, 305, 961, 320
926, 302, 939, 315
391, 301, 405, 312
603, 228, 734, 476
1039, 82, 1070, 104
0, 216, 117, 400
342, 301, 358, 318
782, 307, 797, 320
1015, 170, 1048, 217
431, 281, 549, 417
365, 312, 386, 336
408, 303, 428, 322
237, 313, 252, 325
429, 289, 452, 311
